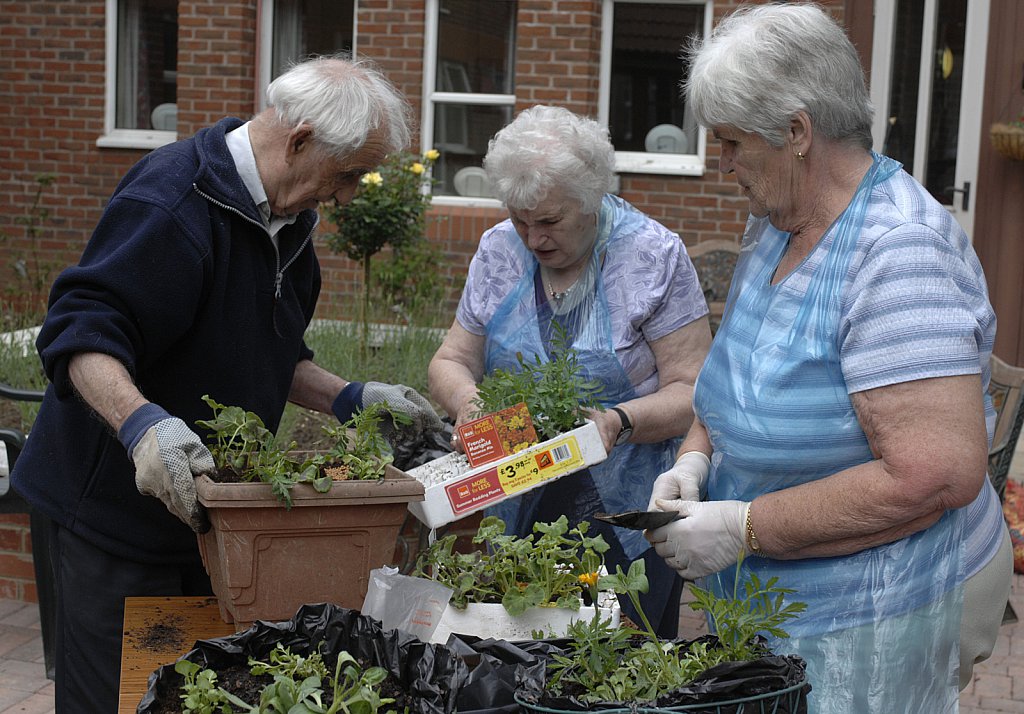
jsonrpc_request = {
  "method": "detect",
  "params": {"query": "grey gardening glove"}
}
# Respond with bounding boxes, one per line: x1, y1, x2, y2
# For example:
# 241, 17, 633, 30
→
332, 381, 444, 442
118, 403, 215, 533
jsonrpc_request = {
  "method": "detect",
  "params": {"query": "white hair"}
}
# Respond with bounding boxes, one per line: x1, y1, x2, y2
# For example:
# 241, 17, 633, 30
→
483, 105, 615, 215
684, 3, 873, 149
266, 54, 412, 158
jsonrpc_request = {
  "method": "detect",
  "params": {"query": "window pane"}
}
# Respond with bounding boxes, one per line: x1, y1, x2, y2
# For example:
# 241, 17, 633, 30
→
432, 104, 514, 196
436, 0, 517, 94
610, 2, 703, 154
882, 0, 924, 168
272, 0, 355, 79
116, 0, 177, 130
924, 0, 967, 205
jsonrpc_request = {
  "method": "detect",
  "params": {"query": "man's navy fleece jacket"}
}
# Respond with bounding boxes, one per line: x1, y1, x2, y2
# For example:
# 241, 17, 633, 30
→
12, 117, 321, 564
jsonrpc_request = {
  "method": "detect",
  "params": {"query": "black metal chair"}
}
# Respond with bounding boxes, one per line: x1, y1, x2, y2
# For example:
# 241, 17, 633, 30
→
0, 382, 54, 680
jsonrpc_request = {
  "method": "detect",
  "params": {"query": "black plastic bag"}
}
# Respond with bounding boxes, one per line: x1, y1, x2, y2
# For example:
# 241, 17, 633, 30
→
514, 634, 810, 713
136, 602, 468, 714
443, 635, 554, 714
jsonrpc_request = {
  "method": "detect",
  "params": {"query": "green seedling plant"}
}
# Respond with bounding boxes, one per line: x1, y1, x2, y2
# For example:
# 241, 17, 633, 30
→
412, 515, 609, 616
543, 555, 806, 704
196, 396, 403, 507
318, 403, 410, 481
175, 647, 399, 714
472, 326, 604, 441
176, 659, 257, 714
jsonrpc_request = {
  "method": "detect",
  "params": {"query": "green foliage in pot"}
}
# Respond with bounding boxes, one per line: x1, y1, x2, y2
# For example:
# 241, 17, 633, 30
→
543, 556, 806, 704
196, 395, 407, 507
412, 515, 609, 616
176, 644, 399, 714
472, 329, 604, 441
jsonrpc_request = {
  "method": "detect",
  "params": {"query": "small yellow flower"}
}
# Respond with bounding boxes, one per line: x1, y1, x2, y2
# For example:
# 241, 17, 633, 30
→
360, 172, 383, 187
409, 162, 425, 175
578, 571, 600, 587
425, 149, 440, 161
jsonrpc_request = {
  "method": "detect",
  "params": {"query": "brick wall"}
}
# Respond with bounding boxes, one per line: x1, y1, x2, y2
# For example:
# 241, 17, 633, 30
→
0, 0, 848, 601
0, 514, 34, 601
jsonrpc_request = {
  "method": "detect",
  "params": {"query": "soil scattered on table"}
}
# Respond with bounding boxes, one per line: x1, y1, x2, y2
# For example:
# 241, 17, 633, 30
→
131, 614, 186, 652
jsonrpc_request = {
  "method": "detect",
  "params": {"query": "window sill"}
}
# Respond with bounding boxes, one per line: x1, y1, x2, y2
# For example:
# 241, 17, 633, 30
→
96, 129, 177, 150
614, 151, 706, 177
430, 195, 503, 209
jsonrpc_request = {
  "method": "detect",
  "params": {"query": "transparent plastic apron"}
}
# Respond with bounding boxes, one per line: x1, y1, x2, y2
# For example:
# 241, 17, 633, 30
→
483, 195, 678, 560
694, 155, 963, 713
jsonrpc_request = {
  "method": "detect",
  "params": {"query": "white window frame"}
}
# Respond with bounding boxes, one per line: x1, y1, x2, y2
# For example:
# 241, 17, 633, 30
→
598, 0, 713, 176
420, 0, 512, 208
97, 0, 178, 149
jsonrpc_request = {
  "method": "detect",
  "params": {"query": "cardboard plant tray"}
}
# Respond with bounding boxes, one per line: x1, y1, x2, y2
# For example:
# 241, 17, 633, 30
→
405, 420, 607, 529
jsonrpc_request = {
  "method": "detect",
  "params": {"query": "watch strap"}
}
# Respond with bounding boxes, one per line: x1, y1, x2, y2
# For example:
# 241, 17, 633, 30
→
611, 406, 632, 431
611, 406, 633, 445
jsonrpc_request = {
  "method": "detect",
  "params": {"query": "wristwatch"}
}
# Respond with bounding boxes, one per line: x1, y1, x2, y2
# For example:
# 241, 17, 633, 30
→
611, 406, 633, 446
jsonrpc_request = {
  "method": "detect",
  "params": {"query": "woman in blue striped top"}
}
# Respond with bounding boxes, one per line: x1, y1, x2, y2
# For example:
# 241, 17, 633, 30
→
645, 4, 1011, 713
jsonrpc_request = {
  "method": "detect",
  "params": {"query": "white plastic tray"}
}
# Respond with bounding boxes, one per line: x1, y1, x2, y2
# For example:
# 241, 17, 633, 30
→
429, 594, 620, 643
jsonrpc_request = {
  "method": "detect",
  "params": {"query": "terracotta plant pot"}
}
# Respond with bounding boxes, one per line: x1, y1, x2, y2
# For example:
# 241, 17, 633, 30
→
195, 464, 424, 631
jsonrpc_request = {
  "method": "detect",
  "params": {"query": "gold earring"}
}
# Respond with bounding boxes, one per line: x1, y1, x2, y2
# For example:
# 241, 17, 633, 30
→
796, 151, 805, 160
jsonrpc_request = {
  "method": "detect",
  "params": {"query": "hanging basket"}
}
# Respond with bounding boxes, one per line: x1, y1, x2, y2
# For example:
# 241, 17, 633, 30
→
990, 122, 1024, 161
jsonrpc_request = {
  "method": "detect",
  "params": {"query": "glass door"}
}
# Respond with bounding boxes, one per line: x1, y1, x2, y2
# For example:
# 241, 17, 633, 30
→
869, 0, 990, 239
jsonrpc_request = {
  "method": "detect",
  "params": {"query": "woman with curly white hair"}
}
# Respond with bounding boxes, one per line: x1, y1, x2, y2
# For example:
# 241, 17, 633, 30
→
429, 105, 712, 636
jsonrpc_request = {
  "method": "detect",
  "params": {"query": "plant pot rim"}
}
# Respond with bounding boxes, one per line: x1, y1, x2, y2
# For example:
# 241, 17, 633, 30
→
195, 462, 424, 508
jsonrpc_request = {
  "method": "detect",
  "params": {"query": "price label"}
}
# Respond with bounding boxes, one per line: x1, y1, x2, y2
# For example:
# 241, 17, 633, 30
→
495, 434, 583, 496
443, 433, 586, 515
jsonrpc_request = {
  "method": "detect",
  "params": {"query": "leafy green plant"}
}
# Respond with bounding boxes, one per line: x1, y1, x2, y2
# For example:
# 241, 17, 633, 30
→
543, 556, 806, 704
175, 647, 399, 714
195, 395, 402, 507
1, 174, 58, 315
473, 329, 604, 441
318, 403, 410, 481
371, 237, 460, 321
249, 644, 330, 681
176, 660, 255, 713
412, 515, 609, 616
322, 150, 440, 355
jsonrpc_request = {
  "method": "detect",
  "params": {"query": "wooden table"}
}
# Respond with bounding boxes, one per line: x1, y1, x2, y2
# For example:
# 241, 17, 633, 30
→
118, 596, 236, 714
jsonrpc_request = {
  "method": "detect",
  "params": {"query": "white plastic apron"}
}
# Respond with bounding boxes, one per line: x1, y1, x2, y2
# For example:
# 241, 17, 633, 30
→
483, 195, 678, 559
694, 155, 963, 713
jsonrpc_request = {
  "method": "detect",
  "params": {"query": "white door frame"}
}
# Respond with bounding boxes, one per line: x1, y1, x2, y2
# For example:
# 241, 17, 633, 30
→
869, 0, 990, 240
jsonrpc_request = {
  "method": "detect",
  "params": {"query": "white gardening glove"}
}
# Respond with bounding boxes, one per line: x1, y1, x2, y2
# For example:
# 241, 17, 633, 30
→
332, 381, 444, 442
117, 403, 215, 533
647, 451, 711, 509
646, 500, 750, 579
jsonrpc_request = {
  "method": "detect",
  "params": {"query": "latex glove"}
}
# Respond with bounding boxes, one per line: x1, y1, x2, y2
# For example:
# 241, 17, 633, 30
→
118, 403, 215, 533
647, 451, 711, 509
332, 381, 444, 441
646, 500, 750, 579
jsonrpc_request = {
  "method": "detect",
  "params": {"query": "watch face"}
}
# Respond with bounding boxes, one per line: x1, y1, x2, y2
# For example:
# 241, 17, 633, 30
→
615, 426, 632, 446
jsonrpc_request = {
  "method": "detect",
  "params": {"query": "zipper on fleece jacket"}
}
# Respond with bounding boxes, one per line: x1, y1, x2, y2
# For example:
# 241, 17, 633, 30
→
192, 183, 318, 301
